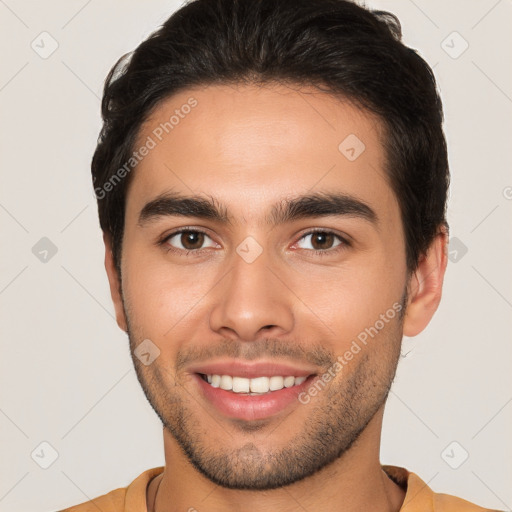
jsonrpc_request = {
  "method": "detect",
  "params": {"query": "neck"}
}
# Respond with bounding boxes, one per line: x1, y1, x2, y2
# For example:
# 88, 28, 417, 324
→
148, 409, 405, 512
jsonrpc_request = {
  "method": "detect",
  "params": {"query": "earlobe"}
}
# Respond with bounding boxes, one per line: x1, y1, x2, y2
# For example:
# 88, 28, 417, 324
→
402, 227, 449, 337
103, 233, 128, 333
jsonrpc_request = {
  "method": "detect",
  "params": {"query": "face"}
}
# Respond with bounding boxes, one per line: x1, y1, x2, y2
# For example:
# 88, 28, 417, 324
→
105, 82, 439, 490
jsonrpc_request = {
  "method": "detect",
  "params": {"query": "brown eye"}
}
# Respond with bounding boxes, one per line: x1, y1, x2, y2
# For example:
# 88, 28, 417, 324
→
310, 232, 335, 250
180, 231, 205, 250
296, 231, 345, 253
164, 229, 217, 253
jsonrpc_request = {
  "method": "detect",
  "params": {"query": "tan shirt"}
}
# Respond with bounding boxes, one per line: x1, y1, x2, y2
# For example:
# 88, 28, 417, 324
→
58, 465, 500, 511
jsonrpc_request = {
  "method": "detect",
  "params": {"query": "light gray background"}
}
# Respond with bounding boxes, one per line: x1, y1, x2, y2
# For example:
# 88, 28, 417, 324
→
0, 1, 511, 511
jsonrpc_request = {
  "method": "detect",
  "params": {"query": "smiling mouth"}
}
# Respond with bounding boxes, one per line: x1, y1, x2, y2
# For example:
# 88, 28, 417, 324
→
198, 373, 311, 395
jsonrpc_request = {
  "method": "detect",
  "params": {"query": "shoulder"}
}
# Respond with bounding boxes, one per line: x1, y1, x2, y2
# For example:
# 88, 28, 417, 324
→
58, 488, 125, 512
382, 465, 501, 512
57, 466, 165, 512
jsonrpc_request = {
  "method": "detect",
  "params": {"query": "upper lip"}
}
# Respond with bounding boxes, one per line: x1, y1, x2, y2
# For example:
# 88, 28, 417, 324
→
188, 360, 318, 379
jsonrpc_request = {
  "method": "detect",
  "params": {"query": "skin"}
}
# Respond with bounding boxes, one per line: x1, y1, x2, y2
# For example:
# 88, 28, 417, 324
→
103, 82, 448, 511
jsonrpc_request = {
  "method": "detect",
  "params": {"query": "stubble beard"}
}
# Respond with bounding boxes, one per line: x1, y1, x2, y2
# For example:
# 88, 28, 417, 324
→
125, 311, 404, 491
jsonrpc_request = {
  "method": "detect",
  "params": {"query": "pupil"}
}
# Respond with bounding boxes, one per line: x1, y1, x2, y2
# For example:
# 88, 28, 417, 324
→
182, 231, 204, 250
313, 233, 332, 250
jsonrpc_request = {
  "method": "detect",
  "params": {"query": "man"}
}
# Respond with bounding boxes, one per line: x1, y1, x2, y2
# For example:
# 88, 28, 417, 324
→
61, 0, 499, 510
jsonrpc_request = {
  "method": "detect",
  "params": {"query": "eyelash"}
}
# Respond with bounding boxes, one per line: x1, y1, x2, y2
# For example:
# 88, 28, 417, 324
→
158, 227, 350, 258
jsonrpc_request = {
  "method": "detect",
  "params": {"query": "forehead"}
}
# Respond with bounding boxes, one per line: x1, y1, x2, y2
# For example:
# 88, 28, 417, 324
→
126, 82, 396, 223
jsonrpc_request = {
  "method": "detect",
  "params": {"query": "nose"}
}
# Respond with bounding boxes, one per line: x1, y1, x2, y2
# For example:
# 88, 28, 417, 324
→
209, 248, 295, 341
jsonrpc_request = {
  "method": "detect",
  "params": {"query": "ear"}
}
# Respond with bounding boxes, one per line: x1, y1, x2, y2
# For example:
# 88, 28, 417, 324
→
103, 232, 128, 332
402, 226, 449, 337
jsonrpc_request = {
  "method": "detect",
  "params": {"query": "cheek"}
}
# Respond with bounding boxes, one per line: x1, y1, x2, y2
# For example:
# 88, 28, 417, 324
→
291, 252, 405, 340
121, 226, 406, 352
122, 251, 216, 336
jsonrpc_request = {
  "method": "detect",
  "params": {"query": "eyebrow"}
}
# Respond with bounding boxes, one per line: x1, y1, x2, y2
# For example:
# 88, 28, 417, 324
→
137, 190, 378, 228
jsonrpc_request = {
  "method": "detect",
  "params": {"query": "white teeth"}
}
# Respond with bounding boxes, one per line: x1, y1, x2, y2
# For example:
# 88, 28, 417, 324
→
284, 376, 295, 388
220, 375, 233, 390
250, 376, 269, 393
269, 376, 284, 391
211, 374, 221, 388
232, 376, 250, 393
203, 374, 309, 394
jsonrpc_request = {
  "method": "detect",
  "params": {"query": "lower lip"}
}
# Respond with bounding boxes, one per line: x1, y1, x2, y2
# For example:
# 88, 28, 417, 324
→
194, 374, 316, 421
